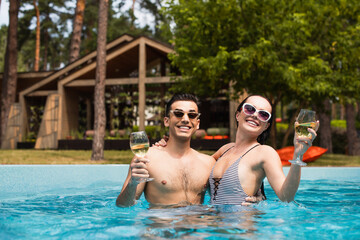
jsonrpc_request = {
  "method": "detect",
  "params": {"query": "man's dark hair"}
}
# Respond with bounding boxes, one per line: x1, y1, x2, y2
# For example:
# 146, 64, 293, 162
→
165, 93, 199, 116
236, 95, 273, 145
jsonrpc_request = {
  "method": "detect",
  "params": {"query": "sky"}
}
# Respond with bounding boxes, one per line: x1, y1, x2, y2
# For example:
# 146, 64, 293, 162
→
0, 1, 153, 28
0, 0, 9, 26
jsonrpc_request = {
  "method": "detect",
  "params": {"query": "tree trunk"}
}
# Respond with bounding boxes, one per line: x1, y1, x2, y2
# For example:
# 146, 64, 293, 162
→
132, 0, 136, 11
130, 0, 136, 29
69, 0, 86, 63
1, 0, 19, 146
269, 113, 277, 148
33, 0, 40, 71
318, 99, 332, 153
345, 102, 360, 155
91, 0, 108, 160
42, 25, 49, 71
281, 107, 301, 148
269, 97, 279, 148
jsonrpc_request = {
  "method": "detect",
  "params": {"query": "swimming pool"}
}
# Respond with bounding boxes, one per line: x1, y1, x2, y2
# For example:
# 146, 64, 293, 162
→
1, 165, 359, 239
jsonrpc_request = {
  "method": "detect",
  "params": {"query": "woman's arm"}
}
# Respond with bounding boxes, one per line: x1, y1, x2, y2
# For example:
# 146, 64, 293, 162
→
263, 123, 318, 202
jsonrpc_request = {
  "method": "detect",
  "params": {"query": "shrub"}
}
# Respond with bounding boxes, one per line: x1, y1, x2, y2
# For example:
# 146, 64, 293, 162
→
194, 129, 207, 139
331, 120, 346, 129
70, 130, 84, 139
219, 128, 229, 135
275, 120, 351, 154
131, 125, 167, 139
276, 123, 289, 133
330, 119, 360, 129
132, 126, 139, 132
207, 128, 221, 136
145, 126, 160, 139
331, 127, 347, 154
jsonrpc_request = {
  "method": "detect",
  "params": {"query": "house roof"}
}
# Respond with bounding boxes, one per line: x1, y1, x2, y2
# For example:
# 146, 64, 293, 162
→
19, 34, 174, 97
0, 71, 54, 101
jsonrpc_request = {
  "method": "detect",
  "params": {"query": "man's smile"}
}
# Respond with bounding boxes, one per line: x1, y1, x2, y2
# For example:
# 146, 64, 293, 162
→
177, 125, 192, 131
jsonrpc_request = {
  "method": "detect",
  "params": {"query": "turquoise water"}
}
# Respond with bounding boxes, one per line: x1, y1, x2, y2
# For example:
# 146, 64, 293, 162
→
0, 166, 359, 239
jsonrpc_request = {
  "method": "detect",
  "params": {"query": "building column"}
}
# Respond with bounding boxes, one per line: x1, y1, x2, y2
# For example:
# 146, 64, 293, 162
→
138, 39, 146, 131
86, 98, 92, 130
19, 94, 27, 144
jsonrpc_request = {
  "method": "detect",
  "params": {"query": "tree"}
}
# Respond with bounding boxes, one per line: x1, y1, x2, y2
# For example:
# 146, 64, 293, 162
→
332, 3, 360, 155
91, 0, 108, 160
165, 0, 360, 151
1, 0, 20, 146
69, 0, 85, 63
17, 0, 71, 71
0, 26, 7, 72
13, 0, 162, 72
164, 0, 309, 146
140, 0, 172, 42
33, 0, 40, 71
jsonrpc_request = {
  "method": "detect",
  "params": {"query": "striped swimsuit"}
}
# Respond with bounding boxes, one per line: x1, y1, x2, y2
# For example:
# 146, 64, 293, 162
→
209, 144, 260, 205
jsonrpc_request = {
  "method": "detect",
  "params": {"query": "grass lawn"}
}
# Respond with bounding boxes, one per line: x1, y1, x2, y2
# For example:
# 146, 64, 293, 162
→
306, 154, 360, 167
0, 149, 359, 166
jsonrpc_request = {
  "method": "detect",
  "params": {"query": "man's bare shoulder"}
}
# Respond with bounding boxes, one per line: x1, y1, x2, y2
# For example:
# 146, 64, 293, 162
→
147, 146, 167, 157
190, 148, 215, 163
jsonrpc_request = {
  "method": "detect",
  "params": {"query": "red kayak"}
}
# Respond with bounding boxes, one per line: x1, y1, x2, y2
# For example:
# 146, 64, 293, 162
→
276, 146, 328, 166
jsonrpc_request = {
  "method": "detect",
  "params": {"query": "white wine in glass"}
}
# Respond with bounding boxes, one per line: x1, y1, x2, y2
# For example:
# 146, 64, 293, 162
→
129, 131, 154, 182
295, 122, 317, 138
130, 142, 149, 157
290, 109, 317, 166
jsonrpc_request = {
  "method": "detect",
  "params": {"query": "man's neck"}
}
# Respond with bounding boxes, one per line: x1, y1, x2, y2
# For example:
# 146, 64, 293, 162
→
166, 137, 192, 157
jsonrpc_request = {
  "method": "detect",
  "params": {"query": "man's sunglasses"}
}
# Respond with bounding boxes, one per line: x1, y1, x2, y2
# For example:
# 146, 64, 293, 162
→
170, 110, 201, 119
242, 103, 271, 122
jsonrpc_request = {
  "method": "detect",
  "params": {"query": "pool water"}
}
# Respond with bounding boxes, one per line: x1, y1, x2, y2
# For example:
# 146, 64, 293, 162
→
0, 166, 359, 239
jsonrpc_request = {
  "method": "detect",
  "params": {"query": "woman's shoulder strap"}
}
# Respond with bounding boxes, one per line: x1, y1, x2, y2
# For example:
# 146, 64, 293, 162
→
219, 145, 235, 158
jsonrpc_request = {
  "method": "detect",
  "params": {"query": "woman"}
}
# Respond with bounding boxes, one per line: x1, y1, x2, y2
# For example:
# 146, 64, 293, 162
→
209, 95, 318, 204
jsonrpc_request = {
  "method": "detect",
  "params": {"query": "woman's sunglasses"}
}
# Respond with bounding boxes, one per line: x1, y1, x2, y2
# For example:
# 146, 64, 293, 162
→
242, 103, 271, 122
170, 110, 201, 120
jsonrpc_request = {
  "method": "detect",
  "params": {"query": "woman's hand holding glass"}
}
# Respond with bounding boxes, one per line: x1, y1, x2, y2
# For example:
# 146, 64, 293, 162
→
290, 109, 319, 166
129, 131, 154, 182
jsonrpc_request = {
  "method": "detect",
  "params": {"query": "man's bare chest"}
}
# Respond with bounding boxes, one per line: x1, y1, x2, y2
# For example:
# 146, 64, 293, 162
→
148, 160, 210, 192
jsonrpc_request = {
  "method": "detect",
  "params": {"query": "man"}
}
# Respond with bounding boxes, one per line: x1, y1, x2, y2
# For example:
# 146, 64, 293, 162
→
116, 93, 215, 207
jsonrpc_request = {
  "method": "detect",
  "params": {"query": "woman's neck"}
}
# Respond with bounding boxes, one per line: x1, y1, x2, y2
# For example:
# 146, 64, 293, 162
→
234, 129, 259, 149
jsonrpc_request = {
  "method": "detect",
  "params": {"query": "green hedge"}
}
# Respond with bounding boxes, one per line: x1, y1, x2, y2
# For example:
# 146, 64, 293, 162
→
132, 125, 167, 139
331, 119, 360, 129
276, 120, 360, 132
331, 120, 347, 129
206, 128, 229, 136
275, 120, 359, 154
276, 123, 289, 132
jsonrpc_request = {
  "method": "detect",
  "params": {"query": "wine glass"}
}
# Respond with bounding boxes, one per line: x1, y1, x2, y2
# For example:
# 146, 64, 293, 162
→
289, 109, 317, 166
129, 131, 154, 182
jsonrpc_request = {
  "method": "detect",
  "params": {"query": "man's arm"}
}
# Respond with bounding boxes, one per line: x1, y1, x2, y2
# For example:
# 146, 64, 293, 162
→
116, 157, 148, 207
